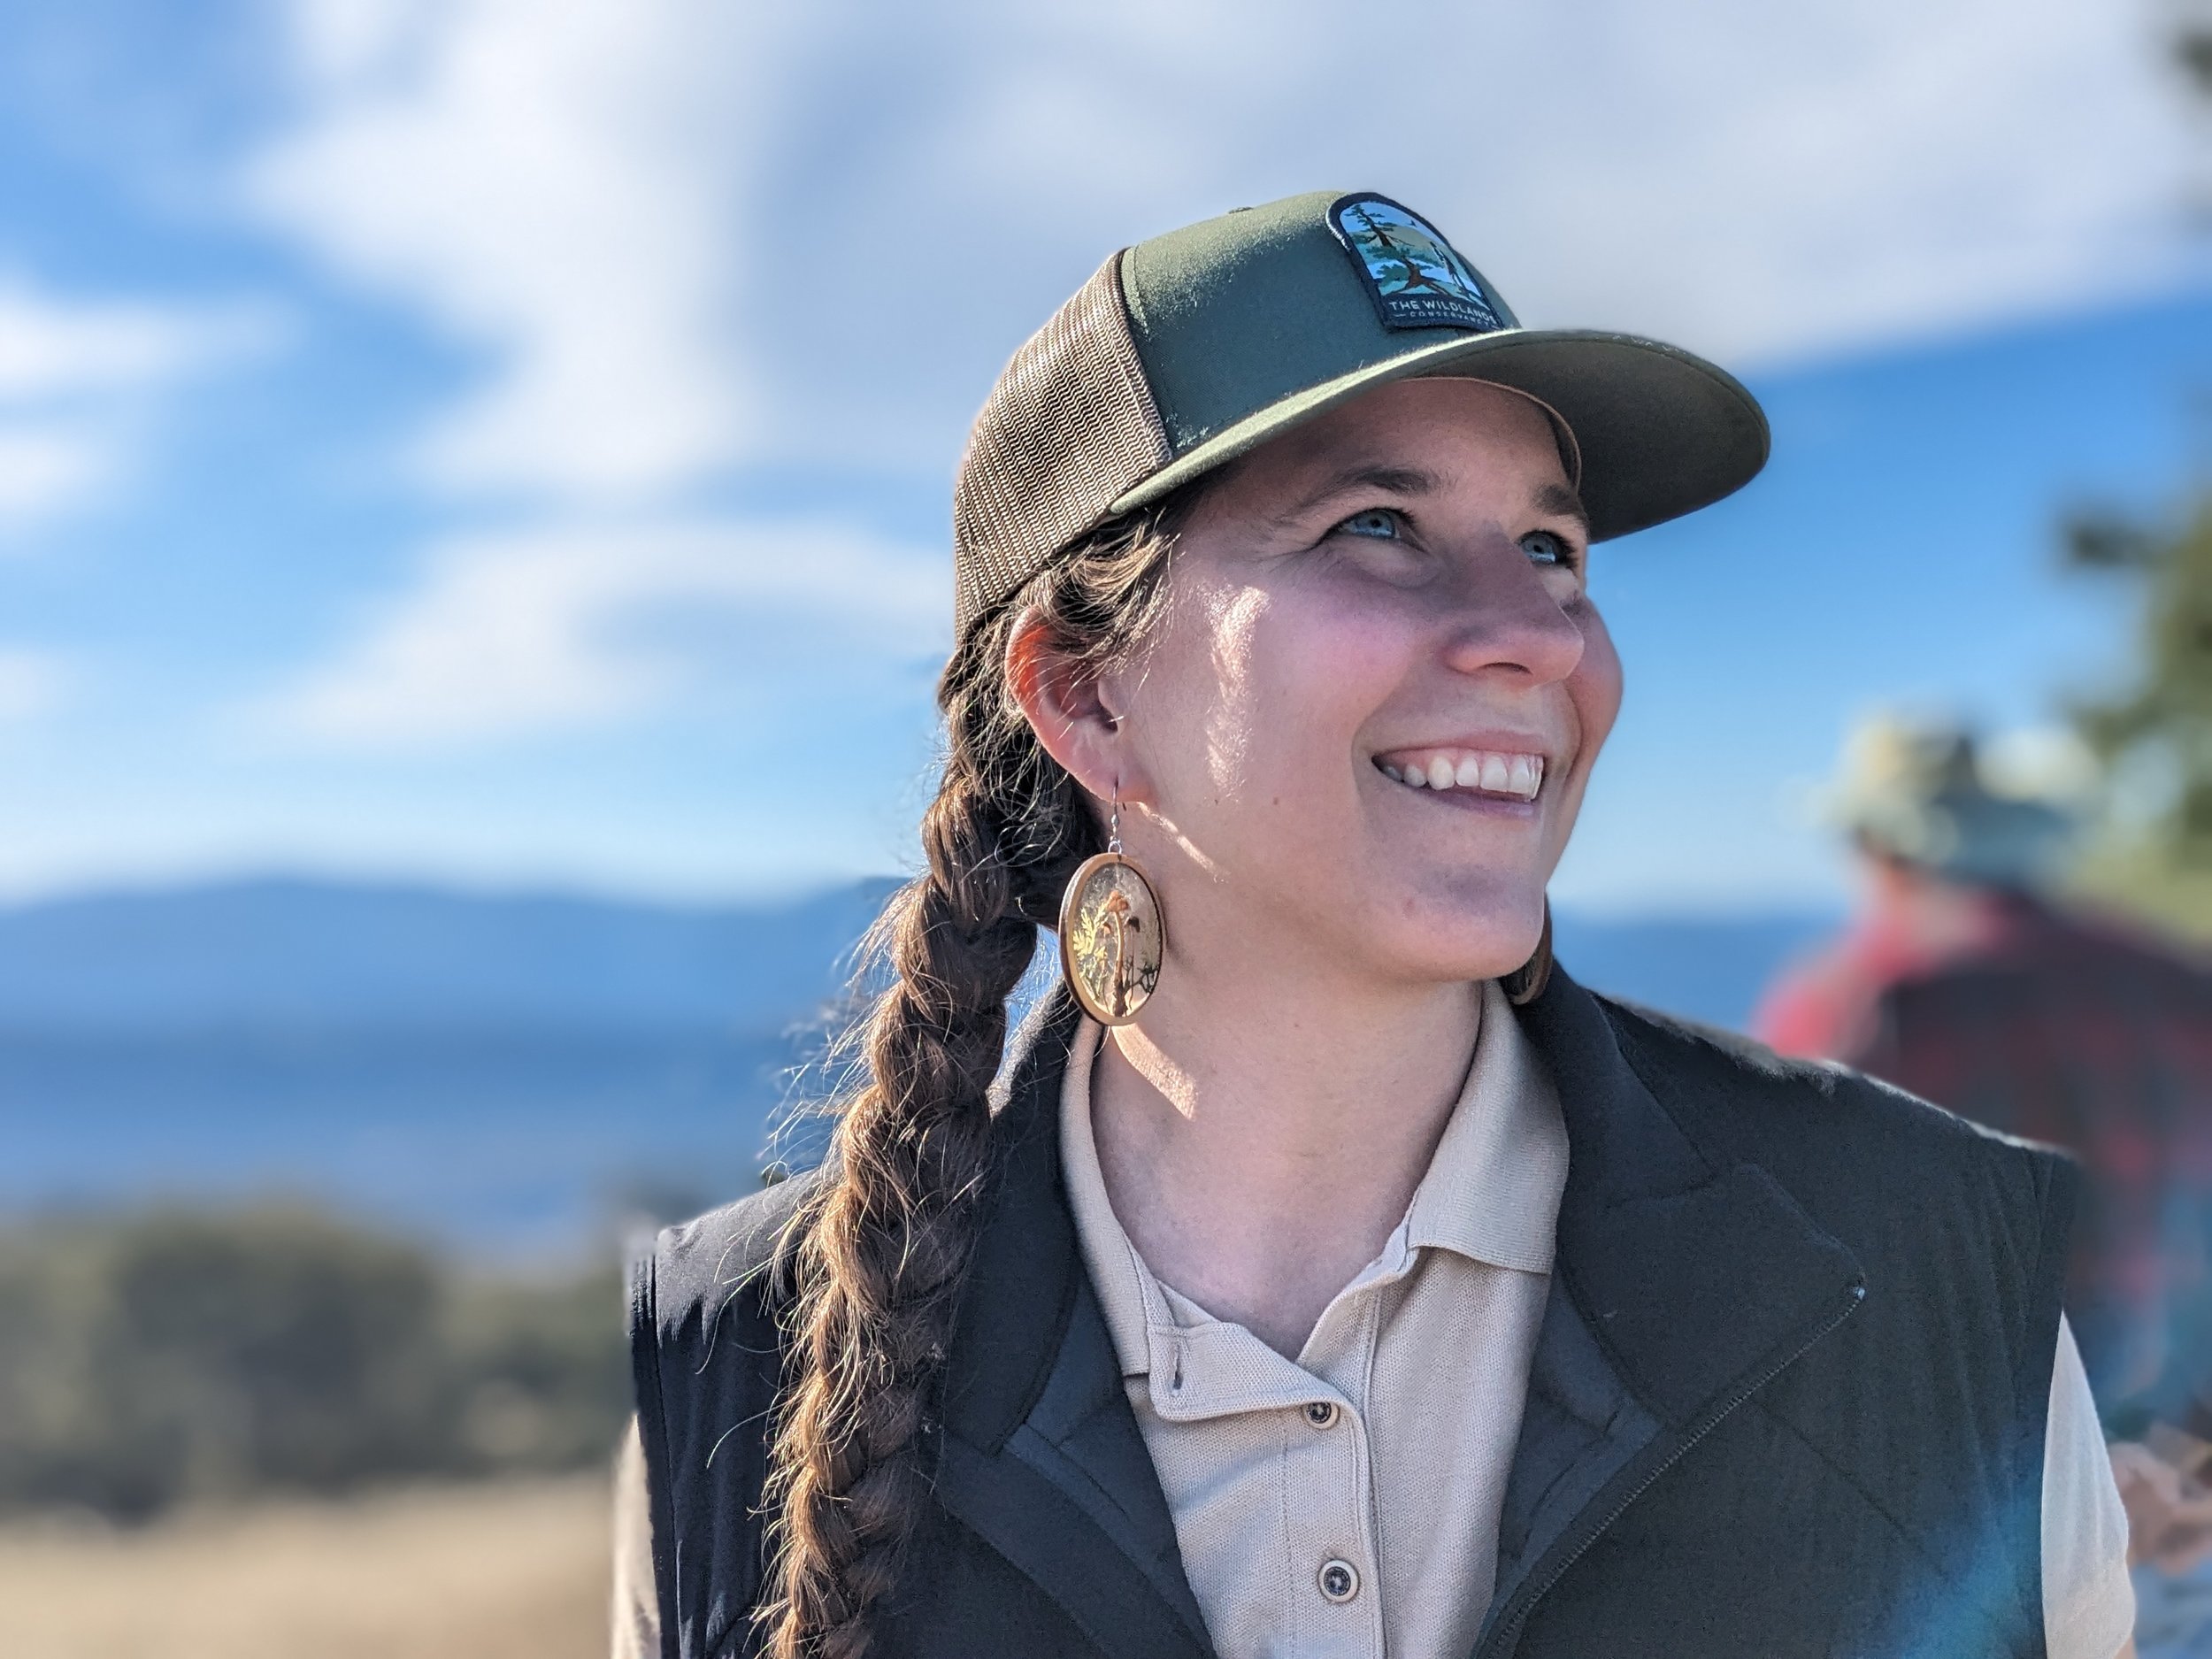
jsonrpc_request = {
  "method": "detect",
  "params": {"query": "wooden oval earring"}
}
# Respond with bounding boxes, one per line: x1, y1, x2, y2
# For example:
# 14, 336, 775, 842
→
1057, 787, 1165, 1026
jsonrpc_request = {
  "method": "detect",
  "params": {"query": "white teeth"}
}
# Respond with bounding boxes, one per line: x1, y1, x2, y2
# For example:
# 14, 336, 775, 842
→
1383, 750, 1546, 796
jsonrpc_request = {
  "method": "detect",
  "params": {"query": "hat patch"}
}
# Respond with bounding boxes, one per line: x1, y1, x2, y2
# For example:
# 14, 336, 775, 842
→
1328, 194, 1502, 333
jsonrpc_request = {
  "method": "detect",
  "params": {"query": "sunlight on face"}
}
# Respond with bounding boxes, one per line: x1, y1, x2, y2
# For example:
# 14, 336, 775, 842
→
1107, 378, 1624, 988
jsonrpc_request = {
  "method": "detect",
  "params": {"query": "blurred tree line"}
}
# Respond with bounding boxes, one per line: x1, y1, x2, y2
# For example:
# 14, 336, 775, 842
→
2068, 503, 2212, 939
0, 1204, 629, 1519
2062, 12, 2212, 941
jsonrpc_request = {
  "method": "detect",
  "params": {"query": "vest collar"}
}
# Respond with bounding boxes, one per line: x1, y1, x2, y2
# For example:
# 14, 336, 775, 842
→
933, 970, 1866, 1656
1517, 965, 1867, 1428
939, 983, 1090, 1453
946, 971, 1863, 1440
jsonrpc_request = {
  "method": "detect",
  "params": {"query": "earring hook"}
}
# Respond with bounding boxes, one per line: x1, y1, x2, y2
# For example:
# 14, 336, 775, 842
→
1107, 783, 1123, 856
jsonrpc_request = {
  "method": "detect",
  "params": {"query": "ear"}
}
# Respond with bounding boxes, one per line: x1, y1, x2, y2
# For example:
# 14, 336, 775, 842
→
1005, 609, 1148, 808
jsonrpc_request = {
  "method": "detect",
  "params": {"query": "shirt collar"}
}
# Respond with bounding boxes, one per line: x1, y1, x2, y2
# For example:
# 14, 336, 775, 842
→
1404, 976, 1568, 1276
1057, 978, 1569, 1389
1059, 1016, 1166, 1383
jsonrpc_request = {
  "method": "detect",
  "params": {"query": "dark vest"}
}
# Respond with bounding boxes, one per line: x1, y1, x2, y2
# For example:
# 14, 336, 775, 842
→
630, 968, 2078, 1658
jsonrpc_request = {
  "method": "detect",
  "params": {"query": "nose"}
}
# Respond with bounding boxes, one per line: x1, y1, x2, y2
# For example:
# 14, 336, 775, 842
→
1435, 538, 1586, 686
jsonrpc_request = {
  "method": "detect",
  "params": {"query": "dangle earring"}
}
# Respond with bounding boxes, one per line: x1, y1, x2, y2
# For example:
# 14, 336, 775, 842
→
1502, 899, 1555, 1007
1057, 786, 1166, 1025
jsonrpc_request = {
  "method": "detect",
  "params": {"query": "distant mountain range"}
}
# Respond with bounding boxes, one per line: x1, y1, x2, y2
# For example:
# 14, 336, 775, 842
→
0, 879, 1837, 1253
0, 877, 898, 1032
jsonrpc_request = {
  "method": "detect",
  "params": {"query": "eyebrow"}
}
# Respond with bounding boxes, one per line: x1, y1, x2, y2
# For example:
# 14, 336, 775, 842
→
1271, 464, 1441, 527
1534, 481, 1592, 535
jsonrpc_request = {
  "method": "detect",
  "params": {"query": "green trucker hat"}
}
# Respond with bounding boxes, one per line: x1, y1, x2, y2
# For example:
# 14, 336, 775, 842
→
951, 188, 1769, 638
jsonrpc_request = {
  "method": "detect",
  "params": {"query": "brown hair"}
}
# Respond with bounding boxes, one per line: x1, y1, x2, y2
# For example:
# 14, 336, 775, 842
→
755, 496, 1191, 1658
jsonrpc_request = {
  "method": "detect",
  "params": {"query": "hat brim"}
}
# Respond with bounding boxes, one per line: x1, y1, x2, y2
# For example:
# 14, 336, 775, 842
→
1108, 327, 1770, 541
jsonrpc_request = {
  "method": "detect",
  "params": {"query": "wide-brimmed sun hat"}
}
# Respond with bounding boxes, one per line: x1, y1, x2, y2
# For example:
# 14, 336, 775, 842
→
1822, 714, 2080, 887
951, 188, 1770, 638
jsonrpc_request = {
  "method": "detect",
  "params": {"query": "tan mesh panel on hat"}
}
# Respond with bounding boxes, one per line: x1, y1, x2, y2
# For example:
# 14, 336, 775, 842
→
952, 252, 1171, 639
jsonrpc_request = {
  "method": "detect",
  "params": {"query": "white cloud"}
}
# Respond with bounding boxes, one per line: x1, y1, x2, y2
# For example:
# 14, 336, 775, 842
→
250, 0, 804, 500
0, 276, 266, 529
260, 515, 946, 748
0, 280, 233, 402
0, 649, 69, 724
0, 426, 108, 522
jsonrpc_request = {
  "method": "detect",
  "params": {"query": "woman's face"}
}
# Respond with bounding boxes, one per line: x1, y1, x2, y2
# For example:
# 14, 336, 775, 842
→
1101, 377, 1623, 988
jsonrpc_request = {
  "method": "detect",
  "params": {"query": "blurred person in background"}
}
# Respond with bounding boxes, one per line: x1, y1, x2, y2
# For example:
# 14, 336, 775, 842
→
1757, 715, 2212, 1641
622, 196, 2133, 1659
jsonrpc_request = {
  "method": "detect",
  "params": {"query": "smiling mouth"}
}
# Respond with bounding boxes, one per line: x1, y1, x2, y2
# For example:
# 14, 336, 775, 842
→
1375, 748, 1546, 802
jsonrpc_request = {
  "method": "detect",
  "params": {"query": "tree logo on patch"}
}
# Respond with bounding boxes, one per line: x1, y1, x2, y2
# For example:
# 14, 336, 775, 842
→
1328, 194, 1503, 333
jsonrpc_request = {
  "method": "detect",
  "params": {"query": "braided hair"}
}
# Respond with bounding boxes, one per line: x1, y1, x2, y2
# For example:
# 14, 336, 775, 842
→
755, 497, 1190, 1658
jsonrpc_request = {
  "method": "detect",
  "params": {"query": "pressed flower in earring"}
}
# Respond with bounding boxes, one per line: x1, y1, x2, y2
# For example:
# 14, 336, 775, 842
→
1057, 786, 1165, 1025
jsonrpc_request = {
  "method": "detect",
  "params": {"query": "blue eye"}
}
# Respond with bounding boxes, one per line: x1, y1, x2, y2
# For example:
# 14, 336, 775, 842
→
1336, 508, 1403, 540
1520, 529, 1570, 565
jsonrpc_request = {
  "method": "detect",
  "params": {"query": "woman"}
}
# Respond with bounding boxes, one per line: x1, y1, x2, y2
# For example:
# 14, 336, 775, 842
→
619, 192, 2135, 1658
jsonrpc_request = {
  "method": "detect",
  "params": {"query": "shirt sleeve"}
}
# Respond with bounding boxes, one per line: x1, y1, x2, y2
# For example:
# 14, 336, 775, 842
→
612, 1414, 663, 1659
2042, 1315, 2135, 1659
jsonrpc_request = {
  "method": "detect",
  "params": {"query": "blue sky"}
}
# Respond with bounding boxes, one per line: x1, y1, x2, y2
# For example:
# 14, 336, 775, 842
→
0, 0, 2205, 912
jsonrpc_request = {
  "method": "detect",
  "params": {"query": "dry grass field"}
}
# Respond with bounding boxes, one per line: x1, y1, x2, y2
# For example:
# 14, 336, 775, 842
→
0, 1475, 611, 1659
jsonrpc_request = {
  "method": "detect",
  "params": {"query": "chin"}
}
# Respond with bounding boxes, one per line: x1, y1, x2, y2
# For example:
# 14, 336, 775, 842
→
1370, 877, 1549, 984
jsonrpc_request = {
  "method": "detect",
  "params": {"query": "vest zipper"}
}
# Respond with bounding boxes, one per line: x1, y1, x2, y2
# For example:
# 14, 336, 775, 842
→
1477, 1276, 1867, 1657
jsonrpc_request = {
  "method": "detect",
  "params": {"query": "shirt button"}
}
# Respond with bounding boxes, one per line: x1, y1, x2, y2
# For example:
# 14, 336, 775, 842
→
1302, 1400, 1340, 1429
1317, 1558, 1360, 1604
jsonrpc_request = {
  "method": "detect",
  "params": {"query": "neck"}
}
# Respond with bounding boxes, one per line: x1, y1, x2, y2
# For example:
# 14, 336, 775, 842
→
1088, 946, 1484, 1358
1865, 864, 2009, 959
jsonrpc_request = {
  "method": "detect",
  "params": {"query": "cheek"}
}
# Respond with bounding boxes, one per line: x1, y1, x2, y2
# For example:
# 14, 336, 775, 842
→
1144, 581, 1409, 798
1116, 588, 1263, 799
1565, 606, 1624, 768
1226, 591, 1412, 785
